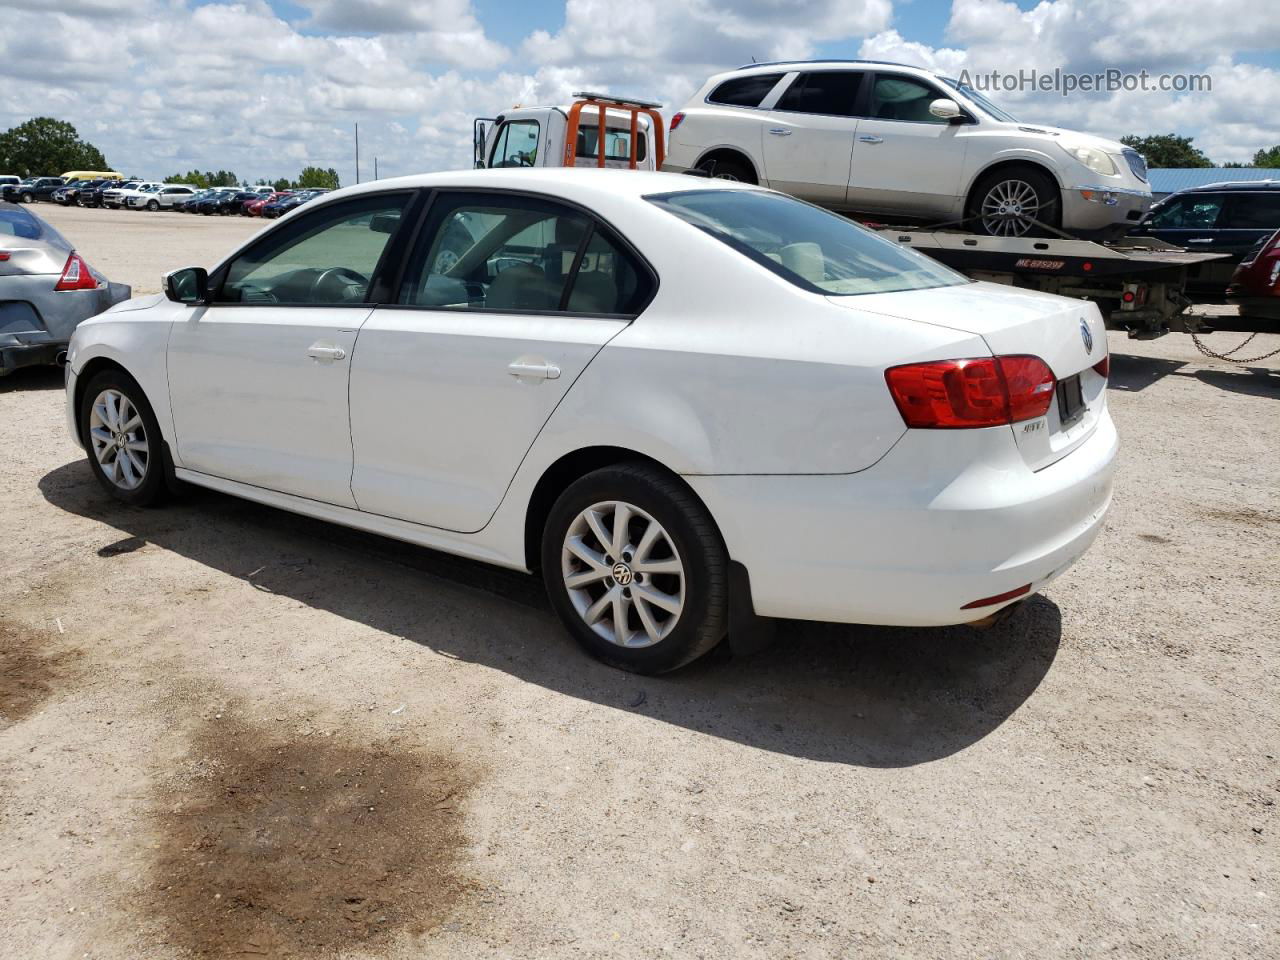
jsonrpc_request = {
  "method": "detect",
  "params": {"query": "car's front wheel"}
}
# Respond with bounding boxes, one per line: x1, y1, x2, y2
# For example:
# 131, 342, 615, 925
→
79, 369, 168, 507
542, 464, 727, 674
146, 199, 159, 211
20, 191, 33, 203
969, 167, 1062, 238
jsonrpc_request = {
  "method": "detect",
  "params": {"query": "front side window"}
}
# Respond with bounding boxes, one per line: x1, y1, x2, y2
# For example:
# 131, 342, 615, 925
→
870, 74, 950, 123
490, 120, 540, 168
774, 71, 863, 117
1148, 194, 1224, 229
400, 193, 653, 315
648, 189, 967, 296
218, 193, 410, 305
707, 73, 784, 108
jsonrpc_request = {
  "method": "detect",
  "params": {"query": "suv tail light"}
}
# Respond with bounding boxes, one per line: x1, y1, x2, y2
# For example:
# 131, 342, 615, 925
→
54, 252, 101, 291
669, 111, 685, 132
885, 355, 1056, 428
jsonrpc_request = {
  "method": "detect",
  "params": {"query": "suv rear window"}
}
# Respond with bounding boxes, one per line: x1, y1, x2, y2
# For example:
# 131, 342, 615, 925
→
648, 189, 966, 296
707, 73, 783, 108
775, 71, 863, 117
1222, 193, 1280, 230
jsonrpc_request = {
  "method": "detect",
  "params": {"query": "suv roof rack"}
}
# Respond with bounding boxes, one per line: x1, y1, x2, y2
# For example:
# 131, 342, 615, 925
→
733, 58, 915, 70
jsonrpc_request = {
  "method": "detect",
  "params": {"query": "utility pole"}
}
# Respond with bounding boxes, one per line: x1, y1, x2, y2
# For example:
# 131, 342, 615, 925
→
374, 156, 379, 180
355, 122, 360, 184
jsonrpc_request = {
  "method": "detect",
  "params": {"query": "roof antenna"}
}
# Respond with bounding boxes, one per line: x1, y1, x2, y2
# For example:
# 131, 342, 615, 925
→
751, 55, 758, 63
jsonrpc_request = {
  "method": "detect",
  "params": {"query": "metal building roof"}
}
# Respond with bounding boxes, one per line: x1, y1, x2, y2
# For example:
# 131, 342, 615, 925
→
1148, 167, 1279, 196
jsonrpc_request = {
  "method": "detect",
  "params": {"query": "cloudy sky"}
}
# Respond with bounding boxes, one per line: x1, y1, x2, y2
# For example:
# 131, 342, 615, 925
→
2, 0, 1277, 184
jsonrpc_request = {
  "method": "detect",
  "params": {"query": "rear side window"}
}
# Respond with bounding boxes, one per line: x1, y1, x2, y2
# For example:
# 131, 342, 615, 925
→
1222, 193, 1280, 230
707, 73, 784, 108
775, 72, 864, 117
575, 125, 647, 163
648, 188, 966, 296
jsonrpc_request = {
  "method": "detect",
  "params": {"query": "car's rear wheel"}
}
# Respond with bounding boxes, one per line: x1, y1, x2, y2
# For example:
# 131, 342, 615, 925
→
697, 155, 755, 183
969, 167, 1061, 238
20, 191, 33, 203
79, 369, 168, 507
542, 463, 727, 674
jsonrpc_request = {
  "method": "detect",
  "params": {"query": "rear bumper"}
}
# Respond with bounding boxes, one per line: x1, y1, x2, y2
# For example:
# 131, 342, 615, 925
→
0, 278, 131, 373
686, 410, 1119, 626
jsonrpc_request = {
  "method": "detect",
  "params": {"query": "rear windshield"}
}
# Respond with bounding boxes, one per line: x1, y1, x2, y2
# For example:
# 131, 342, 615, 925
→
0, 205, 69, 248
647, 189, 967, 296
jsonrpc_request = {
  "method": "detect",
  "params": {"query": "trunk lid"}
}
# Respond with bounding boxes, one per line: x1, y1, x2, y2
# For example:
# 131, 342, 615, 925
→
829, 281, 1108, 470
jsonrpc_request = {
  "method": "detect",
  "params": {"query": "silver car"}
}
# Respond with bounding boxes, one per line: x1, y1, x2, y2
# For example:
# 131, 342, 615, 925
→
0, 202, 130, 375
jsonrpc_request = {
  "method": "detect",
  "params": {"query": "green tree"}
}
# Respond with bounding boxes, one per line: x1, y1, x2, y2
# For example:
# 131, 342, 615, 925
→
271, 177, 291, 192
1119, 134, 1213, 169
295, 166, 340, 189
1252, 145, 1280, 168
165, 170, 210, 188
0, 117, 109, 177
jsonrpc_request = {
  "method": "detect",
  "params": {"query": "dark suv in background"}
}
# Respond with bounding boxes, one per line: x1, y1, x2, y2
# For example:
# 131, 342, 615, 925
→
1130, 180, 1280, 298
2, 177, 65, 203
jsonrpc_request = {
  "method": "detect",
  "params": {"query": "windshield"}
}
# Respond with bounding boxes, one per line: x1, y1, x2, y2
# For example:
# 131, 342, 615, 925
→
647, 189, 967, 296
941, 77, 1018, 122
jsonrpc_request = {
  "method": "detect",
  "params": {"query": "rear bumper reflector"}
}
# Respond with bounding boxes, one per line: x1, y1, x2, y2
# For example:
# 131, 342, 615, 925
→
960, 583, 1032, 610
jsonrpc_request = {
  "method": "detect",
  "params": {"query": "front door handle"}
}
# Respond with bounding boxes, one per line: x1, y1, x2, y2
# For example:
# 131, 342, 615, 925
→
508, 359, 561, 380
858, 135, 884, 144
307, 343, 346, 361
1185, 238, 1213, 244
768, 127, 793, 136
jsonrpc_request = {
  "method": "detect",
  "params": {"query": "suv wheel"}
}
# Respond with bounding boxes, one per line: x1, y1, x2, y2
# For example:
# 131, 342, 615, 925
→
969, 167, 1061, 238
542, 463, 728, 674
697, 156, 755, 184
20, 191, 33, 203
78, 369, 168, 507
146, 199, 159, 211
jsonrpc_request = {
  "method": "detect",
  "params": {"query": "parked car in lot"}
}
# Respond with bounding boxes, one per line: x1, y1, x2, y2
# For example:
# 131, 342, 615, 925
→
1226, 228, 1280, 320
64, 169, 1116, 673
212, 190, 265, 215
80, 180, 126, 207
112, 182, 164, 209
100, 181, 144, 208
126, 184, 196, 211
244, 191, 291, 216
263, 189, 326, 218
0, 203, 130, 375
0, 175, 20, 192
663, 60, 1152, 238
2, 177, 65, 203
53, 179, 105, 205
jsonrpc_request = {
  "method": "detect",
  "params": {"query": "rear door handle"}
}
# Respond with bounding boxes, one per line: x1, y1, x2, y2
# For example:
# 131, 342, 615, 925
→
1185, 238, 1213, 244
307, 343, 346, 361
859, 135, 884, 144
508, 360, 561, 380
768, 128, 793, 136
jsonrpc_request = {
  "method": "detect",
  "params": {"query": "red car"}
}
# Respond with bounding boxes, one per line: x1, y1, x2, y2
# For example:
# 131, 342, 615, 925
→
244, 191, 291, 217
1227, 228, 1280, 321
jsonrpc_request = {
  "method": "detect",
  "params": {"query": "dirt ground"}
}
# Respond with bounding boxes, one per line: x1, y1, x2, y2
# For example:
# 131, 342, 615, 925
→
1, 204, 1277, 959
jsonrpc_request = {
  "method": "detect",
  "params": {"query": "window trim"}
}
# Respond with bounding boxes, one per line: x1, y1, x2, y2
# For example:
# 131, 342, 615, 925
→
205, 189, 421, 308
381, 186, 659, 321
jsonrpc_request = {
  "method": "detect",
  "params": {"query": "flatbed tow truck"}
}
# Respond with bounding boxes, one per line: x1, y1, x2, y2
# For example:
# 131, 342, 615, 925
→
474, 93, 1228, 339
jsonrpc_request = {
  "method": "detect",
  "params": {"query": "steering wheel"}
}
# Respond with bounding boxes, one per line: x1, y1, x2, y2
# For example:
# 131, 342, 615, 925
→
311, 266, 369, 303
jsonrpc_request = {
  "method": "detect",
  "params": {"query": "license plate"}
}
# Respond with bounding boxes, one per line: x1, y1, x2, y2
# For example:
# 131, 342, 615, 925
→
1057, 374, 1086, 425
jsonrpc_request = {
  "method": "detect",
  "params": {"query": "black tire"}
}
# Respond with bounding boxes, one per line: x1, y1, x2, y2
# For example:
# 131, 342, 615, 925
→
20, 191, 33, 203
146, 199, 159, 212
968, 166, 1061, 238
78, 368, 169, 507
541, 463, 728, 674
697, 155, 755, 184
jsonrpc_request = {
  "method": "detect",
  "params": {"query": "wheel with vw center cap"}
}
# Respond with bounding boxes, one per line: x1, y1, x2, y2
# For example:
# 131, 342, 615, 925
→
79, 368, 168, 506
542, 463, 728, 674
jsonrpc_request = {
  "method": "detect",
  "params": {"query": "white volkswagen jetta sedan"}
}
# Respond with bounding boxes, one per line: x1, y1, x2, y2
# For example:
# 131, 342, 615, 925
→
65, 168, 1117, 673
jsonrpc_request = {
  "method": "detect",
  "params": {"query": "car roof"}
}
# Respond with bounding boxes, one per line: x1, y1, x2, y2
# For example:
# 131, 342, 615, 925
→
1180, 179, 1280, 194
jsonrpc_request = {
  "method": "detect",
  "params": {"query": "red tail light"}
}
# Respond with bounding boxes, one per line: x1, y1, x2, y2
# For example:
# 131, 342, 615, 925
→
54, 252, 100, 291
0, 252, 10, 261
1092, 355, 1110, 379
884, 355, 1056, 429
669, 111, 685, 132
961, 583, 1031, 610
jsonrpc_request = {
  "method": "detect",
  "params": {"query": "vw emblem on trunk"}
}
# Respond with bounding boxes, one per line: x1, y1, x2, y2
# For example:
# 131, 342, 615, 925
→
1079, 318, 1093, 354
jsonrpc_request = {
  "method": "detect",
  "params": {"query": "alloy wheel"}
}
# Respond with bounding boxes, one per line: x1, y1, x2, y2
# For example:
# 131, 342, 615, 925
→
560, 500, 686, 648
980, 178, 1041, 237
88, 388, 150, 491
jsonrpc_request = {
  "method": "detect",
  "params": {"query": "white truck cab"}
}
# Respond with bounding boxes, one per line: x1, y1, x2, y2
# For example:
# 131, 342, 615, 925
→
475, 94, 665, 172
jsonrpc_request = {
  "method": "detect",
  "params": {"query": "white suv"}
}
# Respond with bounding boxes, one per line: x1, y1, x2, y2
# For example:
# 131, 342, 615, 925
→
127, 184, 195, 211
664, 60, 1152, 239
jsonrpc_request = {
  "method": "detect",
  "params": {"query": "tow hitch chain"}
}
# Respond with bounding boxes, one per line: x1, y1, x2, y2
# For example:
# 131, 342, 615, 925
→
1189, 329, 1280, 365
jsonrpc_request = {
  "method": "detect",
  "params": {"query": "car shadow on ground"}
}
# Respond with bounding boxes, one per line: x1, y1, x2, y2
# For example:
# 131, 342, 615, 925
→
1109, 350, 1279, 397
39, 460, 1062, 768
0, 366, 63, 393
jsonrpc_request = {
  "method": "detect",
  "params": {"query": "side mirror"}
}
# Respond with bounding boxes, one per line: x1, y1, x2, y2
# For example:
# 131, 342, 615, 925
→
928, 98, 965, 122
473, 121, 488, 168
369, 212, 400, 234
164, 266, 208, 304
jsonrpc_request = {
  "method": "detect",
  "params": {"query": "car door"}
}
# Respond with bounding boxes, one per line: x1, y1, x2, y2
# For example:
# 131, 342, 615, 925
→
349, 190, 654, 532
844, 72, 969, 219
1134, 192, 1226, 250
759, 71, 862, 205
167, 191, 415, 507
